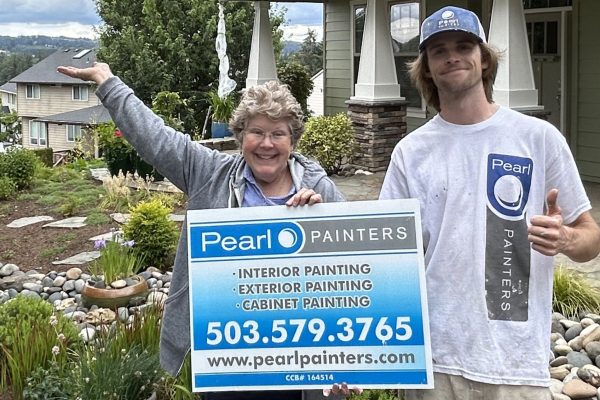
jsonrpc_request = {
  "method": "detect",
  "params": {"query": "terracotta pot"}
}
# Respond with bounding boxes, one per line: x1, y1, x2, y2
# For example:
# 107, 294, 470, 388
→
81, 275, 148, 309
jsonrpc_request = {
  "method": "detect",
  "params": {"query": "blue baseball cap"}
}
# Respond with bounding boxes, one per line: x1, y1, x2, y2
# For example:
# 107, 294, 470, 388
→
419, 6, 486, 52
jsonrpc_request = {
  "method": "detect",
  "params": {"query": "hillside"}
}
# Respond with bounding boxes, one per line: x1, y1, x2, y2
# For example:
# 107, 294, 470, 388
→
0, 35, 97, 55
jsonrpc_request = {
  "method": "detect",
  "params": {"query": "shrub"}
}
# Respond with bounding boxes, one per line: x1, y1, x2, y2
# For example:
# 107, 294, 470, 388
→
124, 198, 179, 269
0, 176, 17, 200
553, 266, 600, 318
353, 389, 403, 400
73, 344, 161, 400
277, 60, 314, 117
31, 148, 54, 167
297, 113, 356, 175
0, 148, 39, 189
0, 296, 79, 399
23, 361, 76, 400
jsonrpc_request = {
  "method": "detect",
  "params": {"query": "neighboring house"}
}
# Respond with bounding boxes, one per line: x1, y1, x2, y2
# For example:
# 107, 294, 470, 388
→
10, 48, 110, 153
307, 70, 324, 116
0, 82, 17, 113
242, 0, 599, 182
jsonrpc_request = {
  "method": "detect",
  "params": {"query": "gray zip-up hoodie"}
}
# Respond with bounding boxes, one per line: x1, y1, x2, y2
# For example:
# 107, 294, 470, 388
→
96, 78, 345, 387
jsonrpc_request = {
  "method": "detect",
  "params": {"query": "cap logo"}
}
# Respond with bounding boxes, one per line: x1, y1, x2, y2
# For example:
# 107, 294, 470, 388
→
437, 10, 460, 29
441, 11, 455, 19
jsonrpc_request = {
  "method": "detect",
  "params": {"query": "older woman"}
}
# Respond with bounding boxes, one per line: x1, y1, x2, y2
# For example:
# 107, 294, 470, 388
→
57, 63, 345, 399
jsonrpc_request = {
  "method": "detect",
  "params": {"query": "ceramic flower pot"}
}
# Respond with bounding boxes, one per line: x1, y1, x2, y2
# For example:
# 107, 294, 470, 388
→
211, 121, 233, 138
81, 275, 148, 309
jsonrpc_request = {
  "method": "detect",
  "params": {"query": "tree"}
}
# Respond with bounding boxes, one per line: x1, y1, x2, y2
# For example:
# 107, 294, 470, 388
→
0, 53, 36, 85
287, 29, 323, 77
0, 109, 21, 144
95, 0, 256, 136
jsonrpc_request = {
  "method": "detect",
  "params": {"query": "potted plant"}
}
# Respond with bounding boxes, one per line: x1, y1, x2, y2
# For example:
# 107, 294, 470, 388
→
206, 90, 235, 138
81, 235, 148, 309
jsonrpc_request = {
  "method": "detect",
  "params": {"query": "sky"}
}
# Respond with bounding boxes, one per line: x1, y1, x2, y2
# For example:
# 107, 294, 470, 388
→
0, 1, 323, 42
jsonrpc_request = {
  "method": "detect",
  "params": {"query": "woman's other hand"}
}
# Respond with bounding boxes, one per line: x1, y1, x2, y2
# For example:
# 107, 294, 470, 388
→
57, 62, 114, 86
286, 188, 322, 207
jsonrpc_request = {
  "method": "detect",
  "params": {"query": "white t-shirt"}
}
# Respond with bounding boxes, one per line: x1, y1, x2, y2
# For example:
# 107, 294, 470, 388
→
380, 106, 591, 386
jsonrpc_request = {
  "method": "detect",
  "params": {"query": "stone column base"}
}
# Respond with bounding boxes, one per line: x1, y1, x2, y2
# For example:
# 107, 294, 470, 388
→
346, 99, 408, 172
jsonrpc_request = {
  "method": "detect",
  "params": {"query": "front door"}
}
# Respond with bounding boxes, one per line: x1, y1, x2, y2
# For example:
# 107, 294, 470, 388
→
525, 12, 565, 135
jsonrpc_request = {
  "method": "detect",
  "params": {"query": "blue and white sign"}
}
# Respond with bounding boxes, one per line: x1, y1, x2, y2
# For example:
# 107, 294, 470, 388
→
187, 200, 432, 392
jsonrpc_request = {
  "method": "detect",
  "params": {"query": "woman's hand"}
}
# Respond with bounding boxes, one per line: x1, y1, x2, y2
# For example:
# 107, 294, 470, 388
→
323, 382, 363, 398
286, 188, 322, 207
56, 62, 114, 86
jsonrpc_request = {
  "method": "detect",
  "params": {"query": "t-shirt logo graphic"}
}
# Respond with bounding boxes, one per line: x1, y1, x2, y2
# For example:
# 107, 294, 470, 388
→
487, 154, 533, 220
485, 153, 532, 321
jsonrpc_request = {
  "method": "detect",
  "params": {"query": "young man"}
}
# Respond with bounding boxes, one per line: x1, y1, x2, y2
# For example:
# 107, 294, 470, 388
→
380, 6, 600, 400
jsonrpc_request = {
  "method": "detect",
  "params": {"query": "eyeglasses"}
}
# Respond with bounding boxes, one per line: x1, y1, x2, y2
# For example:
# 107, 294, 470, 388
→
243, 128, 291, 144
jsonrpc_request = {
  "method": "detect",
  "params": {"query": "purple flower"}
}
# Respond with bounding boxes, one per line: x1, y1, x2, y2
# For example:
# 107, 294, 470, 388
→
94, 239, 107, 250
122, 240, 135, 248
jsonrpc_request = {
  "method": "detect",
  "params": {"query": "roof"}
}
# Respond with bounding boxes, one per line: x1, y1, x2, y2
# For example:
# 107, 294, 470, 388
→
0, 82, 17, 93
33, 104, 112, 125
10, 48, 97, 85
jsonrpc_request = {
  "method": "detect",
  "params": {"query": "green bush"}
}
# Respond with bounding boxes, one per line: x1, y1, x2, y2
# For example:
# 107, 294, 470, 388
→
0, 176, 17, 200
297, 113, 356, 175
353, 389, 403, 400
124, 198, 179, 269
0, 148, 39, 189
0, 296, 79, 399
23, 361, 76, 399
32, 148, 54, 167
553, 266, 600, 318
277, 60, 314, 117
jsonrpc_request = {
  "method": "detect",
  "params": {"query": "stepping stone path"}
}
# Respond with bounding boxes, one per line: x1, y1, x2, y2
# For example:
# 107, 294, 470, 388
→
88, 231, 124, 242
4, 167, 184, 268
110, 213, 185, 224
43, 217, 87, 229
52, 251, 101, 265
7, 216, 54, 228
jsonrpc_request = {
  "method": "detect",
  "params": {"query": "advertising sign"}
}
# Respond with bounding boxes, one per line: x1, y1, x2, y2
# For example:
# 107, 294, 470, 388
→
187, 199, 432, 392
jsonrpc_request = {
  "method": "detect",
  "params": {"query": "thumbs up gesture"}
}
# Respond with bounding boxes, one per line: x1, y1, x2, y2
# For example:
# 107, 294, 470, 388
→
528, 189, 566, 256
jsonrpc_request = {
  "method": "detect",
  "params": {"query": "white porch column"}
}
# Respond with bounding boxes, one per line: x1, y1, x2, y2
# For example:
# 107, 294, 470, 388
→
489, 0, 542, 109
246, 1, 278, 88
351, 0, 402, 101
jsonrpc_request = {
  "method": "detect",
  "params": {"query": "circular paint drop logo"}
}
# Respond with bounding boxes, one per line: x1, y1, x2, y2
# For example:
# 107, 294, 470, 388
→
278, 228, 298, 248
441, 11, 455, 19
494, 175, 523, 211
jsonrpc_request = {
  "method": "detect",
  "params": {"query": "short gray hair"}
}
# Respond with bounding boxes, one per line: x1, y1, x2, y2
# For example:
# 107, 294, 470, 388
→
229, 80, 304, 146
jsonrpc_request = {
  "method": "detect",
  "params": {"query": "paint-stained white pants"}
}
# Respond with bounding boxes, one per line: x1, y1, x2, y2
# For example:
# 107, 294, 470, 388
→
404, 373, 552, 400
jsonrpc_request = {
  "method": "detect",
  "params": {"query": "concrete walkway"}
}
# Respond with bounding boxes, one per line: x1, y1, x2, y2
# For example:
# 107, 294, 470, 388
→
332, 173, 600, 288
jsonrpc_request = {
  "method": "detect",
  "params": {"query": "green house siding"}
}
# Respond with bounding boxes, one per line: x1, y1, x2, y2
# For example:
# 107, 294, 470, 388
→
575, 1, 600, 182
324, 0, 352, 115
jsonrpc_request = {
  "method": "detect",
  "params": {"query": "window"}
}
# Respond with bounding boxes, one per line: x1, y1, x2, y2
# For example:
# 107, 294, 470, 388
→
353, 1, 423, 110
30, 121, 47, 146
390, 2, 421, 108
526, 20, 558, 55
523, 0, 571, 9
8, 93, 16, 105
66, 125, 82, 142
73, 85, 89, 101
26, 84, 40, 99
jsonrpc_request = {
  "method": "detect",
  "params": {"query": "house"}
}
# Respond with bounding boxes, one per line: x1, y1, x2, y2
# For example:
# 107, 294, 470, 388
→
307, 69, 324, 116
239, 0, 599, 182
0, 82, 17, 113
10, 48, 110, 153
